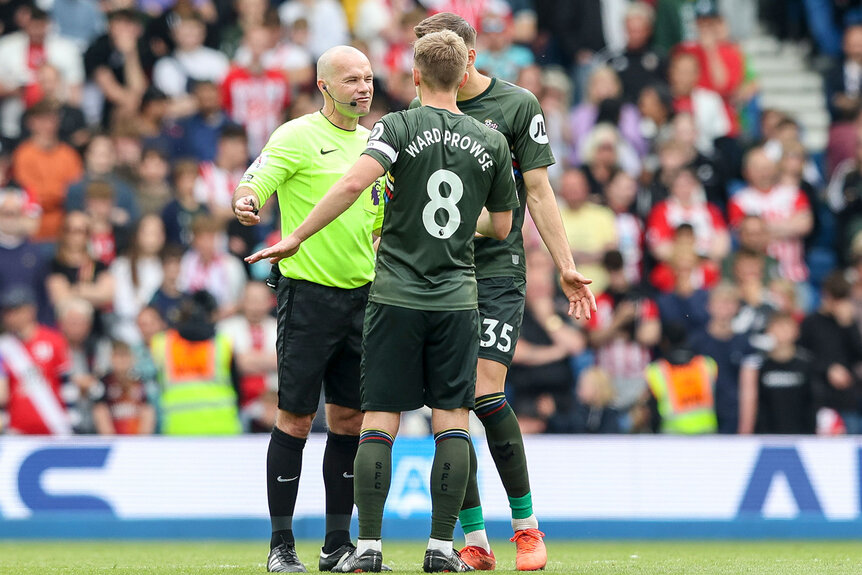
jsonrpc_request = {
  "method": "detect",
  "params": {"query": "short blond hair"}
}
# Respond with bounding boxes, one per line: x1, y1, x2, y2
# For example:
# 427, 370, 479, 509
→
414, 12, 476, 48
413, 30, 468, 92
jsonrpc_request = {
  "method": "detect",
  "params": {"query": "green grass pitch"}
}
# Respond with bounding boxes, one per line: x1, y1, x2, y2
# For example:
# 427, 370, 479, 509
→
2, 540, 862, 574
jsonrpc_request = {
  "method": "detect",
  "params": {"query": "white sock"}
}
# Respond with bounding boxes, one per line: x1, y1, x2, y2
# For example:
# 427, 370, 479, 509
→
464, 529, 491, 553
357, 539, 381, 554
427, 538, 453, 554
512, 514, 539, 532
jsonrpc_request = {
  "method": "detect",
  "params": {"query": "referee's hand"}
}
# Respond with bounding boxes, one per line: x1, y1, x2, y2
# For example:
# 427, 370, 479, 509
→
245, 234, 302, 264
234, 195, 260, 226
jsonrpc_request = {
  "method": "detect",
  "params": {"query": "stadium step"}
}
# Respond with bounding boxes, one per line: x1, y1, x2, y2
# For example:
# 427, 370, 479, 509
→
742, 30, 829, 152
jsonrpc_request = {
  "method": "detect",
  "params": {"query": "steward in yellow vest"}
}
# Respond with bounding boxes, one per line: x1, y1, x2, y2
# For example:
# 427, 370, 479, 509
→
645, 324, 718, 434
150, 291, 241, 435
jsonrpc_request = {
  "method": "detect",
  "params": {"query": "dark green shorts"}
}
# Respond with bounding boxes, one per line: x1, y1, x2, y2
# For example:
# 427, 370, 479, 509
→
477, 277, 526, 368
361, 302, 479, 412
275, 276, 369, 414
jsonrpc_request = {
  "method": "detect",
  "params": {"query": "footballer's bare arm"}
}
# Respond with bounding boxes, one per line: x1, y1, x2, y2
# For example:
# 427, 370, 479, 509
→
524, 166, 596, 320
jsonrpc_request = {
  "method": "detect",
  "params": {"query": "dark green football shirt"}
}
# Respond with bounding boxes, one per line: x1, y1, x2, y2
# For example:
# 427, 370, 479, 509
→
410, 78, 555, 280
362, 106, 519, 311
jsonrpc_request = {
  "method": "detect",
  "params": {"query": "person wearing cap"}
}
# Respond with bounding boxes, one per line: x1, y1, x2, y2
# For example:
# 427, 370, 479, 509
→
0, 287, 75, 435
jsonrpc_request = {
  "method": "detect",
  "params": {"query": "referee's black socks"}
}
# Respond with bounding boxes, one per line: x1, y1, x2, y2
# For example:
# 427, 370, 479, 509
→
322, 430, 359, 553
267, 427, 306, 549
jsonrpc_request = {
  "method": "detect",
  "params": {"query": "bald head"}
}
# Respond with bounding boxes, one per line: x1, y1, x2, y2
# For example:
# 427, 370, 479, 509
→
317, 45, 370, 83
316, 45, 374, 120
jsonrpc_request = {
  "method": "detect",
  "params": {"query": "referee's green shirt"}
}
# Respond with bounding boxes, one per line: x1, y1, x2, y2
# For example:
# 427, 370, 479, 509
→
239, 112, 385, 289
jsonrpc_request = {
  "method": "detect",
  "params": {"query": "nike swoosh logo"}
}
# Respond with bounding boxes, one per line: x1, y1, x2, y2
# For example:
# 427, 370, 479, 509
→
320, 148, 338, 155
343, 472, 354, 479
277, 475, 299, 482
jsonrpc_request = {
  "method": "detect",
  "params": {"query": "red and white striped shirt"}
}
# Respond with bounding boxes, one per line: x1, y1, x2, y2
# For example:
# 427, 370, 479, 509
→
194, 161, 244, 212
646, 198, 727, 257
587, 292, 658, 382
728, 185, 811, 282
221, 66, 290, 157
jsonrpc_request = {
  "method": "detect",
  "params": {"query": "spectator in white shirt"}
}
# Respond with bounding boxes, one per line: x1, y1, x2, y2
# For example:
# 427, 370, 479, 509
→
111, 214, 166, 344
278, 0, 347, 59
152, 13, 228, 115
668, 51, 730, 155
0, 7, 84, 139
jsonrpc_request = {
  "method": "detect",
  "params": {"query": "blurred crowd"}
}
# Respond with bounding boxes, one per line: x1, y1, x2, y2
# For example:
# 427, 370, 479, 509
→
2, 0, 862, 437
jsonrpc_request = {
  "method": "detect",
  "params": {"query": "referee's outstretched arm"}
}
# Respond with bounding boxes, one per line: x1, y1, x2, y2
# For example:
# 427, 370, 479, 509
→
245, 155, 385, 265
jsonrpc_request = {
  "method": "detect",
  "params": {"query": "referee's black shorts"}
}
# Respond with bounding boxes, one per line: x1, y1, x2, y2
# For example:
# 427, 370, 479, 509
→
274, 274, 369, 415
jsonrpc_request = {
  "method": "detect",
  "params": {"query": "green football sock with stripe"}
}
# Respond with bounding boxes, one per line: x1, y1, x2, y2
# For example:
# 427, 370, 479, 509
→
475, 392, 538, 531
354, 429, 394, 541
430, 429, 471, 541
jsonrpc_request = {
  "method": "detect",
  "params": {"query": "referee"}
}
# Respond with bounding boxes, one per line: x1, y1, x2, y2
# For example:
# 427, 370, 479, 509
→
232, 46, 383, 573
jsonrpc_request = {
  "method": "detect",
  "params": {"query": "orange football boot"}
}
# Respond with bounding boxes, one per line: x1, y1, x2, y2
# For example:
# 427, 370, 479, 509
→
458, 545, 496, 571
510, 528, 546, 571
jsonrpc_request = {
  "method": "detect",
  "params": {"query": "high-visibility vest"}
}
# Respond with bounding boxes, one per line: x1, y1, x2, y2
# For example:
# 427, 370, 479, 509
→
150, 330, 241, 435
645, 355, 718, 434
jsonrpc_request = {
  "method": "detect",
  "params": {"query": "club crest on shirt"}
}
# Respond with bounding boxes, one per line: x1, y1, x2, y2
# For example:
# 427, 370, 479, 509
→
484, 119, 498, 131
371, 180, 381, 206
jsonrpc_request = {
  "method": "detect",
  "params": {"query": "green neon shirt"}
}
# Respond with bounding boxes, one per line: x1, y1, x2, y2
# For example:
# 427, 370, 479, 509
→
239, 112, 385, 289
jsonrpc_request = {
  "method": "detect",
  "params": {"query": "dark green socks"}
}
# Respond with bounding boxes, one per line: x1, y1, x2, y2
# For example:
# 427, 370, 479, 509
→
354, 429, 394, 540
430, 429, 471, 541
473, 392, 534, 521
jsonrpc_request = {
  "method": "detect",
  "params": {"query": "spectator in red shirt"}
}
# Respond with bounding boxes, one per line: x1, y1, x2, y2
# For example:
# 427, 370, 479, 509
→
674, 4, 749, 137
728, 147, 814, 284
646, 165, 729, 263
0, 287, 73, 435
649, 223, 721, 294
92, 339, 156, 435
222, 26, 290, 157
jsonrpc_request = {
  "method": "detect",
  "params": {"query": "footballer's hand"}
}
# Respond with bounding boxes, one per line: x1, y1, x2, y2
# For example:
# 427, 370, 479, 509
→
245, 234, 301, 264
560, 267, 597, 321
234, 195, 260, 226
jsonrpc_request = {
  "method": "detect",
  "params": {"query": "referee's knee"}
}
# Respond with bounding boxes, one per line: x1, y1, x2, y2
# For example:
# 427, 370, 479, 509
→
326, 405, 363, 436
275, 410, 314, 438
